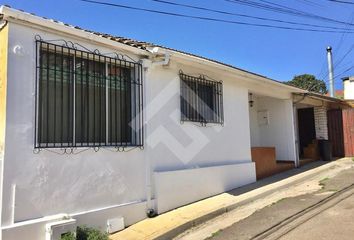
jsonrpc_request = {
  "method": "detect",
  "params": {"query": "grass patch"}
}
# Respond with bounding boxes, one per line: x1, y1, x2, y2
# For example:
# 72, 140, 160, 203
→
327, 189, 338, 192
206, 229, 223, 239
271, 198, 286, 206
319, 177, 329, 189
352, 157, 354, 162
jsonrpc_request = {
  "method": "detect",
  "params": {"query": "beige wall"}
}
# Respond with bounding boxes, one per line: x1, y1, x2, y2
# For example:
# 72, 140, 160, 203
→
0, 22, 8, 160
0, 21, 9, 240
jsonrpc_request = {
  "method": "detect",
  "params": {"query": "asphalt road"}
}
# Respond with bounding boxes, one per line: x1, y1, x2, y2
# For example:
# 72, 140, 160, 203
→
209, 166, 354, 240
279, 194, 354, 240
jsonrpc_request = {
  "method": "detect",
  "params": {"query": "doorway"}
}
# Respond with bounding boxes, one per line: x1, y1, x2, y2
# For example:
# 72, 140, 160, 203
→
297, 107, 316, 158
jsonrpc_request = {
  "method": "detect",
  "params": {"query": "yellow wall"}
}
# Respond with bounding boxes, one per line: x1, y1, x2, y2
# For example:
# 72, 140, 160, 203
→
0, 22, 8, 155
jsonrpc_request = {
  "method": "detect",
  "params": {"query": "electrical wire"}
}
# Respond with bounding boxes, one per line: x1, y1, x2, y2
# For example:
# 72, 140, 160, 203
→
327, 0, 354, 5
226, 0, 354, 27
151, 0, 353, 31
333, 64, 354, 79
80, 0, 354, 33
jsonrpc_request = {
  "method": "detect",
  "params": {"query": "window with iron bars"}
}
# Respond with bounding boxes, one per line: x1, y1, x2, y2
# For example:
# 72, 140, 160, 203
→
35, 40, 143, 149
180, 72, 224, 124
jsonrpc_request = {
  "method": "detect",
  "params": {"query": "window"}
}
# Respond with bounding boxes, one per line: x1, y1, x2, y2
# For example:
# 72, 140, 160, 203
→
180, 72, 223, 124
35, 40, 143, 148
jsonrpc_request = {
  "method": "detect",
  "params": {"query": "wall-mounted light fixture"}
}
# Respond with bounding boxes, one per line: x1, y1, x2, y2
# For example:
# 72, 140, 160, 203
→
249, 93, 254, 108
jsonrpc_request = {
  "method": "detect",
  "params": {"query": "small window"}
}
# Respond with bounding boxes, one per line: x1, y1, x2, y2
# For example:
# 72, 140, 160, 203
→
180, 72, 224, 124
35, 40, 143, 148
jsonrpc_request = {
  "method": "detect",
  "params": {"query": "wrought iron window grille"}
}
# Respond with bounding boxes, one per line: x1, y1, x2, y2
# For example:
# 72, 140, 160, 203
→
34, 37, 144, 150
179, 71, 224, 125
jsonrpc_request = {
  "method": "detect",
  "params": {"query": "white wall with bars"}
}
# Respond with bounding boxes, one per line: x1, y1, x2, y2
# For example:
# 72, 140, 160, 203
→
1, 19, 297, 240
34, 39, 143, 149
2, 22, 148, 233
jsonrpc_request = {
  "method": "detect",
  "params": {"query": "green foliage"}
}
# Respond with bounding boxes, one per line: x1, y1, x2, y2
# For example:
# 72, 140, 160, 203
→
285, 74, 328, 94
60, 232, 76, 240
77, 226, 108, 240
60, 226, 108, 240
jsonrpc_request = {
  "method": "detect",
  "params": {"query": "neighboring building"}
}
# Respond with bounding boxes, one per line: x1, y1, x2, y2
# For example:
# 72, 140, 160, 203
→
325, 89, 344, 99
0, 6, 351, 240
342, 76, 354, 100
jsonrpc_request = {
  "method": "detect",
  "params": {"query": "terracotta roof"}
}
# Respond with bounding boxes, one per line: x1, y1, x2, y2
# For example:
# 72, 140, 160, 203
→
325, 90, 344, 98
0, 5, 276, 80
0, 5, 345, 100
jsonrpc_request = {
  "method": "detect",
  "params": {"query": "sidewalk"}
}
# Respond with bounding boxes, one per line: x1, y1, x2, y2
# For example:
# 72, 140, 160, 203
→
110, 158, 353, 240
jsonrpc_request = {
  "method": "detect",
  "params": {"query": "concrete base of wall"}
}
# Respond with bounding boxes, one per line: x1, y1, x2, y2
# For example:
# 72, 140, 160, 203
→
1, 200, 147, 240
154, 162, 256, 214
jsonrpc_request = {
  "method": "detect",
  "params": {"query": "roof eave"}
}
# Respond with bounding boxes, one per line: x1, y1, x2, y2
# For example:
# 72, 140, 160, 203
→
0, 5, 150, 57
166, 49, 306, 93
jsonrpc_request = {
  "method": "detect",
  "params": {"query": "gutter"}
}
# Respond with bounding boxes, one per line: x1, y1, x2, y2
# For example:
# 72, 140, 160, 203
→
294, 92, 345, 104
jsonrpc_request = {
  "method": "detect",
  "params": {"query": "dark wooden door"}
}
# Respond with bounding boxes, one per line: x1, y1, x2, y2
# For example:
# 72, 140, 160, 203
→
343, 109, 354, 157
298, 108, 316, 156
327, 109, 344, 157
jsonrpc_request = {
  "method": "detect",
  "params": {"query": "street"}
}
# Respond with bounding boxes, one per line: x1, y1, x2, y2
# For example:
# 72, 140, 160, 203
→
209, 166, 354, 240
174, 161, 354, 240
279, 194, 354, 240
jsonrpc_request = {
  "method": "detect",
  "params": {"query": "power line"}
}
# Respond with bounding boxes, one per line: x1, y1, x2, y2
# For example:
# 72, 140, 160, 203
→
152, 0, 354, 31
328, 0, 354, 5
296, 0, 324, 7
226, 0, 354, 27
80, 0, 354, 33
318, 12, 354, 81
333, 64, 354, 79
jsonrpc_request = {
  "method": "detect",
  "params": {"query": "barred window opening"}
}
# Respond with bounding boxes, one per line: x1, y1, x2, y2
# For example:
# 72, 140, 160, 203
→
180, 72, 224, 124
35, 40, 143, 149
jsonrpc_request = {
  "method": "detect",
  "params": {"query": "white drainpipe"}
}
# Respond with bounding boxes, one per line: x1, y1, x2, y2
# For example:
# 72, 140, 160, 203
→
140, 59, 155, 216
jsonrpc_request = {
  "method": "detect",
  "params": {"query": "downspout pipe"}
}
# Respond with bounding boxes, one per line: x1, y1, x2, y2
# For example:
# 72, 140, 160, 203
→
140, 52, 170, 218
140, 58, 157, 218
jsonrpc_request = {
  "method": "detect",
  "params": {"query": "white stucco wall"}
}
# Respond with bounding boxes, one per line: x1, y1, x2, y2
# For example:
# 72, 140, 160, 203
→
344, 78, 354, 100
0, 21, 288, 239
249, 96, 260, 147
249, 96, 296, 161
2, 23, 148, 232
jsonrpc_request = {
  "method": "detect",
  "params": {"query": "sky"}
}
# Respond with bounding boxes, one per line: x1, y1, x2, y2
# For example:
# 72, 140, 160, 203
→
1, 0, 354, 90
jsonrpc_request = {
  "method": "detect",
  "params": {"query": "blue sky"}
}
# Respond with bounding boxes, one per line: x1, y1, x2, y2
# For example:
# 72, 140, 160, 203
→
1, 0, 354, 90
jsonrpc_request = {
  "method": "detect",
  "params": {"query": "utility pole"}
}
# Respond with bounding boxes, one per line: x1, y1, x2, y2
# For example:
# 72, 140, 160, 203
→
327, 46, 334, 97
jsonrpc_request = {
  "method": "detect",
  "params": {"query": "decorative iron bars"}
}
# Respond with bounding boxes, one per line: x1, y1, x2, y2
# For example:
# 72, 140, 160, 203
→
180, 72, 224, 124
35, 40, 143, 149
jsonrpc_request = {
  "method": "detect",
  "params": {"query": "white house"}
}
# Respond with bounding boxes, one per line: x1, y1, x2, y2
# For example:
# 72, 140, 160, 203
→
0, 6, 347, 240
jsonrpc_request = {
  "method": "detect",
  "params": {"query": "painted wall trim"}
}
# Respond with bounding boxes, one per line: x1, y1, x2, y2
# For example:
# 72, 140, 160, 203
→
0, 20, 9, 240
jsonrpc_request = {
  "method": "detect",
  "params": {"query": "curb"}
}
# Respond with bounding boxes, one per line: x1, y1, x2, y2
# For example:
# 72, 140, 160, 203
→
155, 159, 350, 240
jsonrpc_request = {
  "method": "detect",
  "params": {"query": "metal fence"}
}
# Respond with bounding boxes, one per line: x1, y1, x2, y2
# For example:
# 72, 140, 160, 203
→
35, 40, 143, 149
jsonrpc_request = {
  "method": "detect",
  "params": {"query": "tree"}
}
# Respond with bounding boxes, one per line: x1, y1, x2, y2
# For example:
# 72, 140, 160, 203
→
285, 74, 328, 94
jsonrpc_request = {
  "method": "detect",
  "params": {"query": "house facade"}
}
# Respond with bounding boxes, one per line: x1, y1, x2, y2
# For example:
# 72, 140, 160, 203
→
0, 6, 349, 240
